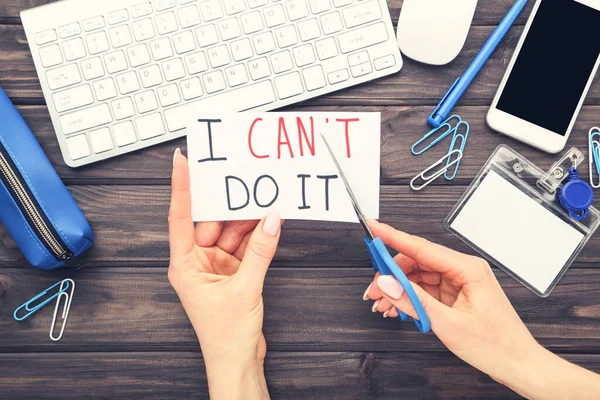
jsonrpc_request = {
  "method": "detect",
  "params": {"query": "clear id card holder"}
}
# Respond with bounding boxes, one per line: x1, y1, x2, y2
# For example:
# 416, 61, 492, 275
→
445, 145, 600, 297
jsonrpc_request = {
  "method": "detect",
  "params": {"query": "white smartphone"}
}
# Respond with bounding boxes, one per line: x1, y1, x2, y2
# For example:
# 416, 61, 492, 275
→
487, 0, 600, 153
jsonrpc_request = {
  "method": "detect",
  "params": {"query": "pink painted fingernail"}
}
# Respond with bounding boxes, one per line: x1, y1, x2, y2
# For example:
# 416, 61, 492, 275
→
362, 283, 372, 301
377, 275, 404, 300
371, 300, 380, 313
173, 148, 181, 166
263, 211, 281, 237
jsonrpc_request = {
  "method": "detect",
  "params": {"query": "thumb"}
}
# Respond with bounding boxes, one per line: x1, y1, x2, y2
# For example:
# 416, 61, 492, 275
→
376, 275, 450, 328
237, 211, 282, 294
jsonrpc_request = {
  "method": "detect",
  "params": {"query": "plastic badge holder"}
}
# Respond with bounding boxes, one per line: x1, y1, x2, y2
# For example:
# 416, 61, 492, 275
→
445, 145, 600, 297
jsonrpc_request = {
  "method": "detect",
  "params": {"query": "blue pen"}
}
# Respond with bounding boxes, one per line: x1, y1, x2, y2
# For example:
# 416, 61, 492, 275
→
428, 0, 529, 127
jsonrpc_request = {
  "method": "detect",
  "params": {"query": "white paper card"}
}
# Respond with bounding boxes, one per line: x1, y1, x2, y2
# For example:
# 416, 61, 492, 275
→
450, 170, 584, 293
186, 112, 381, 222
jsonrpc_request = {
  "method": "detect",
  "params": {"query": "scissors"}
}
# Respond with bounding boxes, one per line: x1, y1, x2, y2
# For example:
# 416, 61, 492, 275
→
321, 135, 431, 333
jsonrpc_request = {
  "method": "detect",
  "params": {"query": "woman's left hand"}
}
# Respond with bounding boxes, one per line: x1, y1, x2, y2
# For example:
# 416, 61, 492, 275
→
168, 149, 281, 399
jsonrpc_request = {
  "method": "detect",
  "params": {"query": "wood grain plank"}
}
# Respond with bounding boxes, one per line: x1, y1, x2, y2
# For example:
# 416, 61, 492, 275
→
4, 24, 600, 106
0, 351, 598, 399
1, 186, 600, 267
14, 104, 600, 186
0, 0, 535, 26
1, 268, 599, 353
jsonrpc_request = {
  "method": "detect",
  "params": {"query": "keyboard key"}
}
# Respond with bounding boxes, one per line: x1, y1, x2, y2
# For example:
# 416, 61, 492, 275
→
86, 32, 110, 55
343, 1, 381, 28
173, 31, 197, 55
321, 11, 343, 34
53, 84, 94, 112
203, 70, 226, 93
334, 0, 353, 6
230, 38, 253, 61
207, 45, 231, 68
302, 65, 326, 91
196, 25, 219, 47
60, 104, 112, 135
155, 0, 177, 11
93, 78, 118, 101
248, 0, 269, 8
223, 0, 246, 15
309, 0, 331, 14
162, 58, 186, 81
315, 37, 338, 60
274, 71, 304, 99
117, 71, 141, 94
113, 121, 137, 147
40, 44, 63, 67
35, 29, 57, 45
293, 44, 315, 67
348, 50, 369, 66
140, 64, 164, 87
66, 135, 91, 160
350, 61, 372, 77
107, 9, 130, 25
164, 80, 276, 131
157, 84, 181, 106
81, 57, 105, 80
150, 37, 174, 60
271, 50, 293, 74
298, 18, 320, 41
59, 23, 81, 39
240, 11, 264, 34
46, 64, 82, 90
104, 51, 128, 73
185, 52, 209, 74
89, 128, 114, 153
62, 38, 87, 61
136, 113, 166, 140
83, 16, 105, 32
127, 44, 151, 67
156, 12, 179, 35
248, 57, 271, 80
135, 90, 159, 113
225, 64, 249, 87
253, 31, 276, 54
199, 0, 224, 22
218, 18, 241, 41
132, 18, 156, 41
131, 2, 153, 18
286, 0, 309, 21
180, 77, 203, 100
328, 68, 349, 84
112, 97, 136, 120
264, 4, 286, 27
275, 25, 298, 48
374, 54, 396, 71
178, 5, 201, 28
338, 22, 388, 53
109, 25, 133, 48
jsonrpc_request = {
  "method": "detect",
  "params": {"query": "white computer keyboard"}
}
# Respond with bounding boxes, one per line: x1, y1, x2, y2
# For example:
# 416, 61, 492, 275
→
21, 0, 402, 167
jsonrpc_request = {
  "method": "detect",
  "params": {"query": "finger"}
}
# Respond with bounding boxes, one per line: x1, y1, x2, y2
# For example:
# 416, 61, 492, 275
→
233, 219, 284, 260
393, 253, 418, 275
168, 149, 195, 258
364, 272, 382, 300
215, 220, 260, 253
236, 211, 282, 294
376, 275, 450, 325
195, 221, 223, 247
374, 297, 393, 313
368, 221, 470, 277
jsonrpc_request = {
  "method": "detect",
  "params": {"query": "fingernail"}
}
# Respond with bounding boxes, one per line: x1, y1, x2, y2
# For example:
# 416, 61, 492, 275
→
362, 283, 372, 301
383, 309, 390, 318
263, 211, 281, 237
377, 275, 405, 300
371, 300, 380, 313
173, 148, 181, 166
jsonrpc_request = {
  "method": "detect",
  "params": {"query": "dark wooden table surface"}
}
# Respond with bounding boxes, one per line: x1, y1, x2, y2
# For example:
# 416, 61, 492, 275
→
1, 1, 600, 398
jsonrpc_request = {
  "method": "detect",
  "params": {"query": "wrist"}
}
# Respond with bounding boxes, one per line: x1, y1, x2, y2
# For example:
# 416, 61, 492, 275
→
205, 357, 268, 400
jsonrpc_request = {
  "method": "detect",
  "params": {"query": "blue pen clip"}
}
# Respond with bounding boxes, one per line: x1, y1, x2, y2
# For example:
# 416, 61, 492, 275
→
412, 114, 462, 155
444, 121, 470, 181
14, 279, 71, 321
428, 79, 460, 128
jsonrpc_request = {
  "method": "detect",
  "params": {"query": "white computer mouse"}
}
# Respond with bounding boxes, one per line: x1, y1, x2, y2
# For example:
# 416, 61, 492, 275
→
397, 0, 478, 66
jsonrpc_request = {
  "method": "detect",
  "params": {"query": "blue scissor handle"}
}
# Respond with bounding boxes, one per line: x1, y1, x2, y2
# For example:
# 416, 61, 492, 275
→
364, 237, 431, 333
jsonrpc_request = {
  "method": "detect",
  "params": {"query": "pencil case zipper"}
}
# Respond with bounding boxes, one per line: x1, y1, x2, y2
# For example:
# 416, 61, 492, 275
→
0, 142, 73, 262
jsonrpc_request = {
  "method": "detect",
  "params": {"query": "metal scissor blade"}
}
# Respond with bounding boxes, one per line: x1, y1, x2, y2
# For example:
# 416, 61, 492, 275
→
320, 134, 374, 240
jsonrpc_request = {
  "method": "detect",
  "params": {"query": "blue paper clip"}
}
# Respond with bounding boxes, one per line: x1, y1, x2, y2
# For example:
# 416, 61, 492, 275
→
590, 127, 600, 189
14, 279, 72, 321
411, 115, 470, 181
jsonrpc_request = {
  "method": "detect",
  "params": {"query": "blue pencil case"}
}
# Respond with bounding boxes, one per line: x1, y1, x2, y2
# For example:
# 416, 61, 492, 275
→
0, 87, 94, 270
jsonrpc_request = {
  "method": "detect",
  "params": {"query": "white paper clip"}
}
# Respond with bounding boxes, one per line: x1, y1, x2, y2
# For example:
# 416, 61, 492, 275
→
411, 150, 463, 191
589, 127, 600, 189
49, 279, 75, 342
